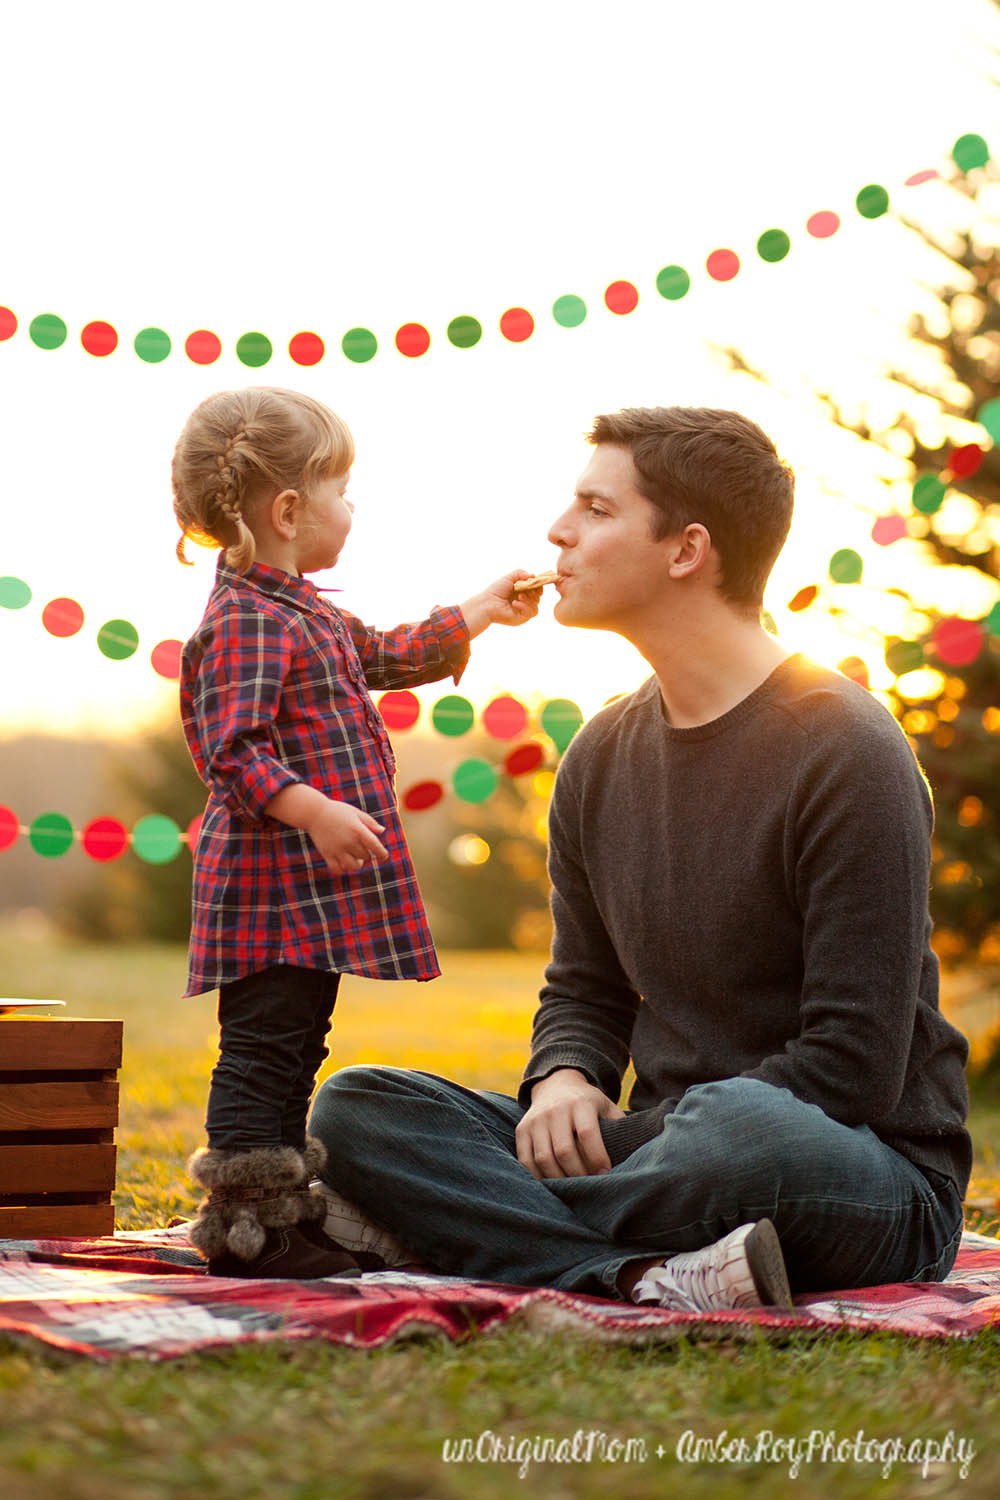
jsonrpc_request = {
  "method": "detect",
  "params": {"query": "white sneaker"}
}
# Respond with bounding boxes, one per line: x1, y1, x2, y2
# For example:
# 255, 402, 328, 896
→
632, 1220, 793, 1312
310, 1180, 416, 1268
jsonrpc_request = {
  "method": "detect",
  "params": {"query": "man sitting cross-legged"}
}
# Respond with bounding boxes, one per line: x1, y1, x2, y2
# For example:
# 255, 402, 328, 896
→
308, 405, 971, 1312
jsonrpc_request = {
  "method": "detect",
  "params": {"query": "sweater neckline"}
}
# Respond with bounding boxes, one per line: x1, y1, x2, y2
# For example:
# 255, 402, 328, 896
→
644, 652, 807, 742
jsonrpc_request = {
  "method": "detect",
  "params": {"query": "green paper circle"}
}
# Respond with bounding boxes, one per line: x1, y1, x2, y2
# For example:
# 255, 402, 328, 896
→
29, 314, 68, 350
952, 134, 990, 172
656, 265, 690, 301
976, 398, 1000, 444
828, 549, 863, 585
431, 695, 475, 737
342, 327, 378, 363
0, 576, 32, 609
97, 618, 140, 660
134, 327, 171, 363
885, 640, 925, 677
446, 316, 482, 349
912, 474, 947, 514
762, 610, 778, 636
540, 698, 584, 753
756, 229, 790, 263
132, 814, 182, 864
986, 601, 1000, 637
452, 758, 498, 804
29, 812, 74, 858
552, 294, 587, 327
236, 331, 273, 367
855, 184, 889, 219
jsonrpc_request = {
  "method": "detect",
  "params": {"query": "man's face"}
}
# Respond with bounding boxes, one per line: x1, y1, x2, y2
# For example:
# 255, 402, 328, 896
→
547, 445, 672, 631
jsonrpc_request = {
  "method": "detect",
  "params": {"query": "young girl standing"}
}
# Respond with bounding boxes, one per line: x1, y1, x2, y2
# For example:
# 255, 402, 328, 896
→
172, 386, 542, 1278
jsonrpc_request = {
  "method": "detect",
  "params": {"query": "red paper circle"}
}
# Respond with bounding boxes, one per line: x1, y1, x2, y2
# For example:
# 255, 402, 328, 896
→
81, 320, 118, 357
905, 169, 939, 187
871, 514, 908, 547
706, 249, 740, 282
504, 743, 544, 777
41, 597, 85, 637
0, 307, 17, 341
0, 805, 19, 851
838, 656, 870, 689
395, 323, 430, 357
186, 814, 203, 850
932, 617, 983, 667
604, 280, 638, 314
378, 690, 421, 730
806, 211, 840, 239
403, 780, 444, 811
483, 695, 528, 740
288, 331, 325, 366
500, 307, 535, 343
82, 817, 128, 862
185, 330, 222, 364
948, 444, 984, 479
151, 639, 183, 680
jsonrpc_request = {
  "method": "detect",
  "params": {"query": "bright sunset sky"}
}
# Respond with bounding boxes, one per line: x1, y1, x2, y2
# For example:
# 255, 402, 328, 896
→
2, 0, 999, 737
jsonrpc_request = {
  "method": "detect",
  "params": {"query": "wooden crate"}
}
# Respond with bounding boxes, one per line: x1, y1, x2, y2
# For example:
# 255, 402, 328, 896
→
0, 1017, 122, 1238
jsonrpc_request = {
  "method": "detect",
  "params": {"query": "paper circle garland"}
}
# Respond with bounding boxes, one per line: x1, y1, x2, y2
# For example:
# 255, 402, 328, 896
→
828, 549, 863, 585
131, 814, 182, 864
656, 265, 690, 300
0, 806, 18, 851
540, 698, 583, 753
29, 812, 74, 858
482, 695, 528, 740
378, 690, 421, 731
0, 307, 16, 340
976, 398, 1000, 445
29, 314, 67, 350
185, 330, 222, 365
81, 321, 118, 356
97, 619, 139, 661
931, 617, 983, 667
403, 781, 444, 812
150, 639, 182, 680
236, 332, 273, 368
706, 250, 739, 282
396, 323, 430, 358
500, 307, 534, 343
806, 212, 840, 239
504, 743, 545, 776
82, 817, 128, 862
342, 328, 378, 363
41, 597, 85, 636
446, 316, 482, 349
952, 134, 990, 172
431, 695, 475, 736
0, 576, 32, 609
134, 327, 172, 363
948, 444, 984, 478
872, 514, 909, 546
757, 230, 790, 263
856, 184, 889, 219
552, 294, 587, 327
605, 281, 638, 314
886, 640, 925, 676
452, 758, 498, 803
913, 474, 947, 514
289, 331, 325, 366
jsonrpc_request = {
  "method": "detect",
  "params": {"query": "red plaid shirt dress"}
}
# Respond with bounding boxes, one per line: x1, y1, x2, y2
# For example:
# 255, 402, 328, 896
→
179, 557, 470, 996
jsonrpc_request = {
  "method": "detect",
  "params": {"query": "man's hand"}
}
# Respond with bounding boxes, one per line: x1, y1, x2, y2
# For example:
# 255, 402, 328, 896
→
515, 1068, 626, 1180
459, 571, 545, 638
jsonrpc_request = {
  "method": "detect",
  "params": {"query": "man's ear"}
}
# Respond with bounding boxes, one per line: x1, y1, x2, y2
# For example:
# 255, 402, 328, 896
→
269, 489, 301, 540
666, 523, 713, 582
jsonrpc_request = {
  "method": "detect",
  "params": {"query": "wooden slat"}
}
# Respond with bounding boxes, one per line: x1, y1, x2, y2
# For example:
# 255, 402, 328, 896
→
0, 1019, 123, 1071
0, 1201, 115, 1238
0, 1081, 119, 1131
0, 1143, 116, 1194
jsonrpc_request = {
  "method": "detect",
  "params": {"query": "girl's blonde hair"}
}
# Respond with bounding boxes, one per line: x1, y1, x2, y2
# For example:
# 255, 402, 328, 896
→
172, 387, 355, 572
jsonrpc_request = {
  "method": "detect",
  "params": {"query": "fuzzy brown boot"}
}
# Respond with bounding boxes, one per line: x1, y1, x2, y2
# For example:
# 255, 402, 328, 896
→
187, 1144, 360, 1278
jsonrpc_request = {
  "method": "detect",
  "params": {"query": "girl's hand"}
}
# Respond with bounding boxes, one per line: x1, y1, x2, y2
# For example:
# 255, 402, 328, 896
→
304, 798, 389, 875
460, 571, 546, 638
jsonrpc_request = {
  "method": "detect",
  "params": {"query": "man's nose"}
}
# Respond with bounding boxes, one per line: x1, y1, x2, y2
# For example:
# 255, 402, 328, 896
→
547, 509, 573, 546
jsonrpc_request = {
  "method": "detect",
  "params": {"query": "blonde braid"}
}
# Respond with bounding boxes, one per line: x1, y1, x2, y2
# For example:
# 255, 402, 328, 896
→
213, 429, 256, 571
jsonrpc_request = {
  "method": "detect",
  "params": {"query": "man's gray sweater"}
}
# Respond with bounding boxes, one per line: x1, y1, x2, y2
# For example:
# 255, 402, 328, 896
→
519, 654, 972, 1193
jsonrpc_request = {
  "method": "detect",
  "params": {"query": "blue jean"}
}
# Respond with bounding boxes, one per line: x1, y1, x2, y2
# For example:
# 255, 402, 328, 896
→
206, 964, 341, 1151
308, 1069, 964, 1298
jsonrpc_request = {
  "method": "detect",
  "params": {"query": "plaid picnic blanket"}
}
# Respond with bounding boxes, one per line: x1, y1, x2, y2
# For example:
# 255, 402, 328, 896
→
0, 1226, 998, 1361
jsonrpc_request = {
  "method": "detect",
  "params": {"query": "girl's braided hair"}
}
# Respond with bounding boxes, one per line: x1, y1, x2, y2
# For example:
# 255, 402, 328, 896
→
172, 387, 355, 572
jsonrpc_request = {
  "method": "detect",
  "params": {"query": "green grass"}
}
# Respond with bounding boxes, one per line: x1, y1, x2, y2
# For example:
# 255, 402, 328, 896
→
1, 933, 1000, 1500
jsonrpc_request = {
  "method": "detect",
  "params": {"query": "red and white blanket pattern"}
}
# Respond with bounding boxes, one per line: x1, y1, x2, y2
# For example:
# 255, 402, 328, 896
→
0, 1226, 998, 1360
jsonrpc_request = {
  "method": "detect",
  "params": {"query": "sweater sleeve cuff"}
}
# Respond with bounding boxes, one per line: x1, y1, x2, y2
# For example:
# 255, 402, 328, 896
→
517, 1049, 619, 1110
598, 1101, 678, 1166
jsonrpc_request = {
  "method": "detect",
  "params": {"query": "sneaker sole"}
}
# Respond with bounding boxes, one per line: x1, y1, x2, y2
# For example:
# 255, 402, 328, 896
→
745, 1219, 793, 1311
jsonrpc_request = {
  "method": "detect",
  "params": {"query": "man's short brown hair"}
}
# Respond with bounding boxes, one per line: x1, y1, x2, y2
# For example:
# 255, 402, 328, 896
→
588, 406, 794, 611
